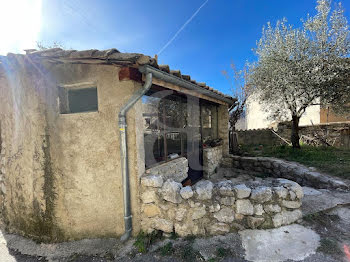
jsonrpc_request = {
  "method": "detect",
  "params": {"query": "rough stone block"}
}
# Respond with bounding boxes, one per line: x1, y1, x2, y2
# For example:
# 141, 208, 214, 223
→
273, 186, 288, 199
209, 203, 221, 213
141, 175, 163, 188
251, 187, 272, 203
209, 223, 230, 234
264, 204, 281, 213
219, 196, 235, 206
195, 180, 214, 200
236, 199, 254, 215
282, 200, 302, 209
214, 207, 235, 223
175, 223, 191, 237
152, 218, 173, 233
247, 217, 265, 229
272, 210, 302, 227
254, 204, 265, 216
175, 207, 187, 221
192, 206, 207, 220
233, 184, 251, 199
143, 204, 161, 217
141, 190, 157, 204
180, 186, 193, 199
217, 180, 234, 196
162, 180, 182, 204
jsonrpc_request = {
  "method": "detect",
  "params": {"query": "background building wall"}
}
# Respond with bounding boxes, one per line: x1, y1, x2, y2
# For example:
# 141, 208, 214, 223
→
320, 106, 350, 123
246, 93, 321, 130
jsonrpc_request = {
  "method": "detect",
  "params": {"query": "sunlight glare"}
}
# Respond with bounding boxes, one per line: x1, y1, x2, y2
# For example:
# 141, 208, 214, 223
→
0, 0, 42, 55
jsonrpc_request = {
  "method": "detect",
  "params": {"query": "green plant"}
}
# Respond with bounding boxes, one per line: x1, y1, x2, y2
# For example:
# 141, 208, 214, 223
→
158, 242, 174, 256
170, 231, 179, 240
317, 238, 342, 255
181, 245, 201, 262
242, 145, 350, 179
255, 173, 270, 179
216, 247, 231, 258
134, 230, 163, 253
184, 235, 196, 243
103, 252, 115, 261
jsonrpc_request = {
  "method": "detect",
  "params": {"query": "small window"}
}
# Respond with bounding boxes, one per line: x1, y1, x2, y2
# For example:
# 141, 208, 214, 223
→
59, 86, 98, 114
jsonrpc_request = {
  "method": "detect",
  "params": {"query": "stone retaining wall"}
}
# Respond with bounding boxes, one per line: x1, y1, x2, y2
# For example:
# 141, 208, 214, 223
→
203, 146, 223, 179
140, 173, 303, 237
236, 122, 350, 148
236, 129, 282, 146
221, 156, 349, 190
144, 157, 189, 183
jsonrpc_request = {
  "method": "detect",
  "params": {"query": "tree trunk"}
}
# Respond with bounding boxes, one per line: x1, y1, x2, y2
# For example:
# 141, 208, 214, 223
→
291, 115, 301, 148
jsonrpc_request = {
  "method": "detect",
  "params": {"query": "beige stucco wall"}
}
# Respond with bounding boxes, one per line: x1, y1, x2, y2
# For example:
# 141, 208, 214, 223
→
246, 93, 320, 130
0, 56, 144, 241
46, 63, 144, 240
0, 55, 54, 240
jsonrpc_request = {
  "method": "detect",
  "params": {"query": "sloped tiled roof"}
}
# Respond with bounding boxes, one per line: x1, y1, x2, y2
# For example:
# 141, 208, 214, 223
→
22, 48, 235, 102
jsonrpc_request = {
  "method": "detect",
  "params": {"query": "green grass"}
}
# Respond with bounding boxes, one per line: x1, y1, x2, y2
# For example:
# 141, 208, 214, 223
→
134, 230, 163, 253
158, 242, 175, 256
241, 145, 350, 179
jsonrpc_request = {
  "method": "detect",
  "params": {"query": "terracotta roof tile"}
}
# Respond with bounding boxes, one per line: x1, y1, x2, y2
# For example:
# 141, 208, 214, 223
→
159, 65, 170, 73
21, 48, 234, 102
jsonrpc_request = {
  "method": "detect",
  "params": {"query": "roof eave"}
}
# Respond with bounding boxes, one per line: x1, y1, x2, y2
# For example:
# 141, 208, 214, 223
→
139, 65, 236, 106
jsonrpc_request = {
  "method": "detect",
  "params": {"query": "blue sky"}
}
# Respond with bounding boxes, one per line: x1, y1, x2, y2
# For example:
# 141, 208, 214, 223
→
3, 0, 350, 96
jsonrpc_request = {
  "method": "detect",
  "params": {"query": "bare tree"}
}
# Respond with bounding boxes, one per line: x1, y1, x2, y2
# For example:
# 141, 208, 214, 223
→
248, 0, 350, 148
222, 63, 251, 130
36, 41, 65, 50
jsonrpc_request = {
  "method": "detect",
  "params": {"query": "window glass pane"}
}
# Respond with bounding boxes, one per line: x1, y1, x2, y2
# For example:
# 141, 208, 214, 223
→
67, 87, 98, 113
143, 95, 164, 167
201, 103, 218, 143
142, 92, 188, 167
144, 133, 165, 167
161, 95, 187, 129
166, 132, 185, 159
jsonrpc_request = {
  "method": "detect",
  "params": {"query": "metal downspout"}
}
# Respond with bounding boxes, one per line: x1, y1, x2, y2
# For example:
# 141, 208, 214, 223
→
119, 72, 153, 241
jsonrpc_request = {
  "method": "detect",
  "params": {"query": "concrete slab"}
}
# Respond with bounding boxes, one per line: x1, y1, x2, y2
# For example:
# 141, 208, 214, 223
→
239, 224, 320, 262
302, 189, 350, 216
302, 187, 322, 196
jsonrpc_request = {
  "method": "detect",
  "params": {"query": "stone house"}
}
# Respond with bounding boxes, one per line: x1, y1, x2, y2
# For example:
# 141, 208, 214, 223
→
0, 48, 235, 242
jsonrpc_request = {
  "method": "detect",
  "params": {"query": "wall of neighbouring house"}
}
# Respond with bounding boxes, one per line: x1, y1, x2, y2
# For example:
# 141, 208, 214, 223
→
320, 106, 350, 124
245, 93, 321, 130
0, 56, 145, 241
